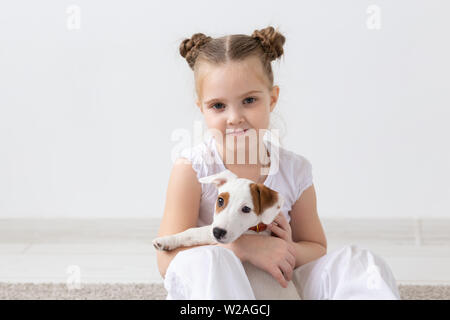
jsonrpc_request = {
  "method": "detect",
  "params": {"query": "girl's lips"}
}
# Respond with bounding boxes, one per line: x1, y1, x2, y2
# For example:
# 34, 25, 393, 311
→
227, 129, 248, 136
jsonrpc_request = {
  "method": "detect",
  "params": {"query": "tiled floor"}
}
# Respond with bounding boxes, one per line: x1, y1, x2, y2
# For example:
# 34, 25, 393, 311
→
0, 218, 449, 285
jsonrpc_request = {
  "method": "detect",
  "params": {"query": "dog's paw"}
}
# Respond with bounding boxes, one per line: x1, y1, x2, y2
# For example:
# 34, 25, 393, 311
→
152, 237, 172, 251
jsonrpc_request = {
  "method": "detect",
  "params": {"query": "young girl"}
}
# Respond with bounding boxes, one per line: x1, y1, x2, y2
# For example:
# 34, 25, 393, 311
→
156, 26, 401, 300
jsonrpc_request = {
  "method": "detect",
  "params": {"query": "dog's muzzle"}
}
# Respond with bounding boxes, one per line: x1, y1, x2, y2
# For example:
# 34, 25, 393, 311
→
213, 227, 227, 241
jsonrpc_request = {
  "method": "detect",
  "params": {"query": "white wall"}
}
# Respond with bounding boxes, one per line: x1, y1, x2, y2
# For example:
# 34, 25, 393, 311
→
0, 0, 449, 219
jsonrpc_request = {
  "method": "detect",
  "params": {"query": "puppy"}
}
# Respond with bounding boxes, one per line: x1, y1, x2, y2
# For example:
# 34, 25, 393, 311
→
153, 169, 301, 300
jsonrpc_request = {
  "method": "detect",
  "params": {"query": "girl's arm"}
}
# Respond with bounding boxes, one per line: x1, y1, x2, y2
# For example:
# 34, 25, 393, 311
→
155, 157, 204, 279
285, 183, 327, 267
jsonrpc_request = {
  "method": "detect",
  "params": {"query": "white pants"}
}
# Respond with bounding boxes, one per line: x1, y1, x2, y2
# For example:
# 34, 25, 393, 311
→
164, 244, 401, 300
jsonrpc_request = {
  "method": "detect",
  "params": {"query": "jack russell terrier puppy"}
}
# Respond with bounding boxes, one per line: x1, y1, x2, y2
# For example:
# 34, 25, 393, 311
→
153, 169, 301, 300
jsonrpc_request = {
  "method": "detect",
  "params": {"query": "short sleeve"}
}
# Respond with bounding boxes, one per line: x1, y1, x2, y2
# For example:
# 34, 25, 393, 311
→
178, 147, 203, 179
295, 156, 313, 201
177, 145, 208, 195
178, 147, 194, 164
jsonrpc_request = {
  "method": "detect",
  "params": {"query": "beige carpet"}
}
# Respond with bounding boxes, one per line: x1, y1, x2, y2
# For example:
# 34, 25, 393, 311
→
0, 283, 449, 300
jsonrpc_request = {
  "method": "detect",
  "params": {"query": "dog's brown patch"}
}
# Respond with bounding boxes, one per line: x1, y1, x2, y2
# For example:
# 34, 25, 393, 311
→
215, 192, 229, 213
249, 183, 278, 215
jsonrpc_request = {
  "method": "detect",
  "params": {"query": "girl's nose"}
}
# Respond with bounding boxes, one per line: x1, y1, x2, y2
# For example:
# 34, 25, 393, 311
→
226, 106, 244, 126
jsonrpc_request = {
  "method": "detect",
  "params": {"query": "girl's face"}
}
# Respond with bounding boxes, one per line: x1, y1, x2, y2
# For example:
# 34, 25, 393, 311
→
196, 56, 280, 159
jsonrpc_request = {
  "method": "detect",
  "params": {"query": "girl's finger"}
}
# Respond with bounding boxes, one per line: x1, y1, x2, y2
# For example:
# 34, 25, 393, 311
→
286, 251, 296, 270
271, 214, 285, 232
279, 260, 293, 282
272, 212, 283, 224
268, 223, 287, 239
275, 212, 289, 230
287, 244, 297, 260
272, 268, 288, 288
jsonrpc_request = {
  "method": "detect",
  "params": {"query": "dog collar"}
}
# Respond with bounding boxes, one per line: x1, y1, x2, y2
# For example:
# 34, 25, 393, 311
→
248, 223, 267, 233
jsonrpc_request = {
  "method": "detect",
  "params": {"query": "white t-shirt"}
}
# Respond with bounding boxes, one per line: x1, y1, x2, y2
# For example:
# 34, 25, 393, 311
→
178, 133, 313, 227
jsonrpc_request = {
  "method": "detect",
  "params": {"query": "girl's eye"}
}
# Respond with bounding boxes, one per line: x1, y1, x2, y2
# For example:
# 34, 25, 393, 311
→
243, 97, 256, 104
211, 97, 256, 110
241, 206, 251, 213
212, 103, 225, 110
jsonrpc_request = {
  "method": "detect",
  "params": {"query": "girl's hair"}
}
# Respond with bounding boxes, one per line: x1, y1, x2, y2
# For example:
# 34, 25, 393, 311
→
179, 26, 285, 92
179, 26, 287, 146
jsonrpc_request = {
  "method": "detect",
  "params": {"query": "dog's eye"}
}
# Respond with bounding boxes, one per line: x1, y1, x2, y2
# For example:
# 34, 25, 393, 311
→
241, 206, 251, 213
217, 197, 224, 207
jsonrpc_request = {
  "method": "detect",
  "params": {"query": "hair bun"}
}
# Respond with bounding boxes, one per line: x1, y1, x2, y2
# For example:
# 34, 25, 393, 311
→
251, 26, 285, 61
179, 33, 213, 69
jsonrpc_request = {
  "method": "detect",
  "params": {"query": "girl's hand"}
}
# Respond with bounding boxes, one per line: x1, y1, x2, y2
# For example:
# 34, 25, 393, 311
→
220, 212, 297, 288
267, 212, 293, 243
241, 234, 296, 288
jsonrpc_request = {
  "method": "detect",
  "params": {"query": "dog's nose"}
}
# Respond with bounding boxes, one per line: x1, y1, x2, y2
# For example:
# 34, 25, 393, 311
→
213, 227, 227, 240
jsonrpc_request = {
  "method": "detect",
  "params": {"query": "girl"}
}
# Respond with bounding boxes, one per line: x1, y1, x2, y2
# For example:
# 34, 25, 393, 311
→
156, 26, 401, 300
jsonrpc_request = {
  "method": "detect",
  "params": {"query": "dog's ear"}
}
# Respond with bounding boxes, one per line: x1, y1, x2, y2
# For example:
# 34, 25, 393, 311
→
198, 169, 238, 188
261, 201, 283, 224
250, 183, 284, 224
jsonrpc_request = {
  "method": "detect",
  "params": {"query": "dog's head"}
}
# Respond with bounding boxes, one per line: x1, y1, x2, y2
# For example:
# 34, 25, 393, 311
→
199, 169, 284, 243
